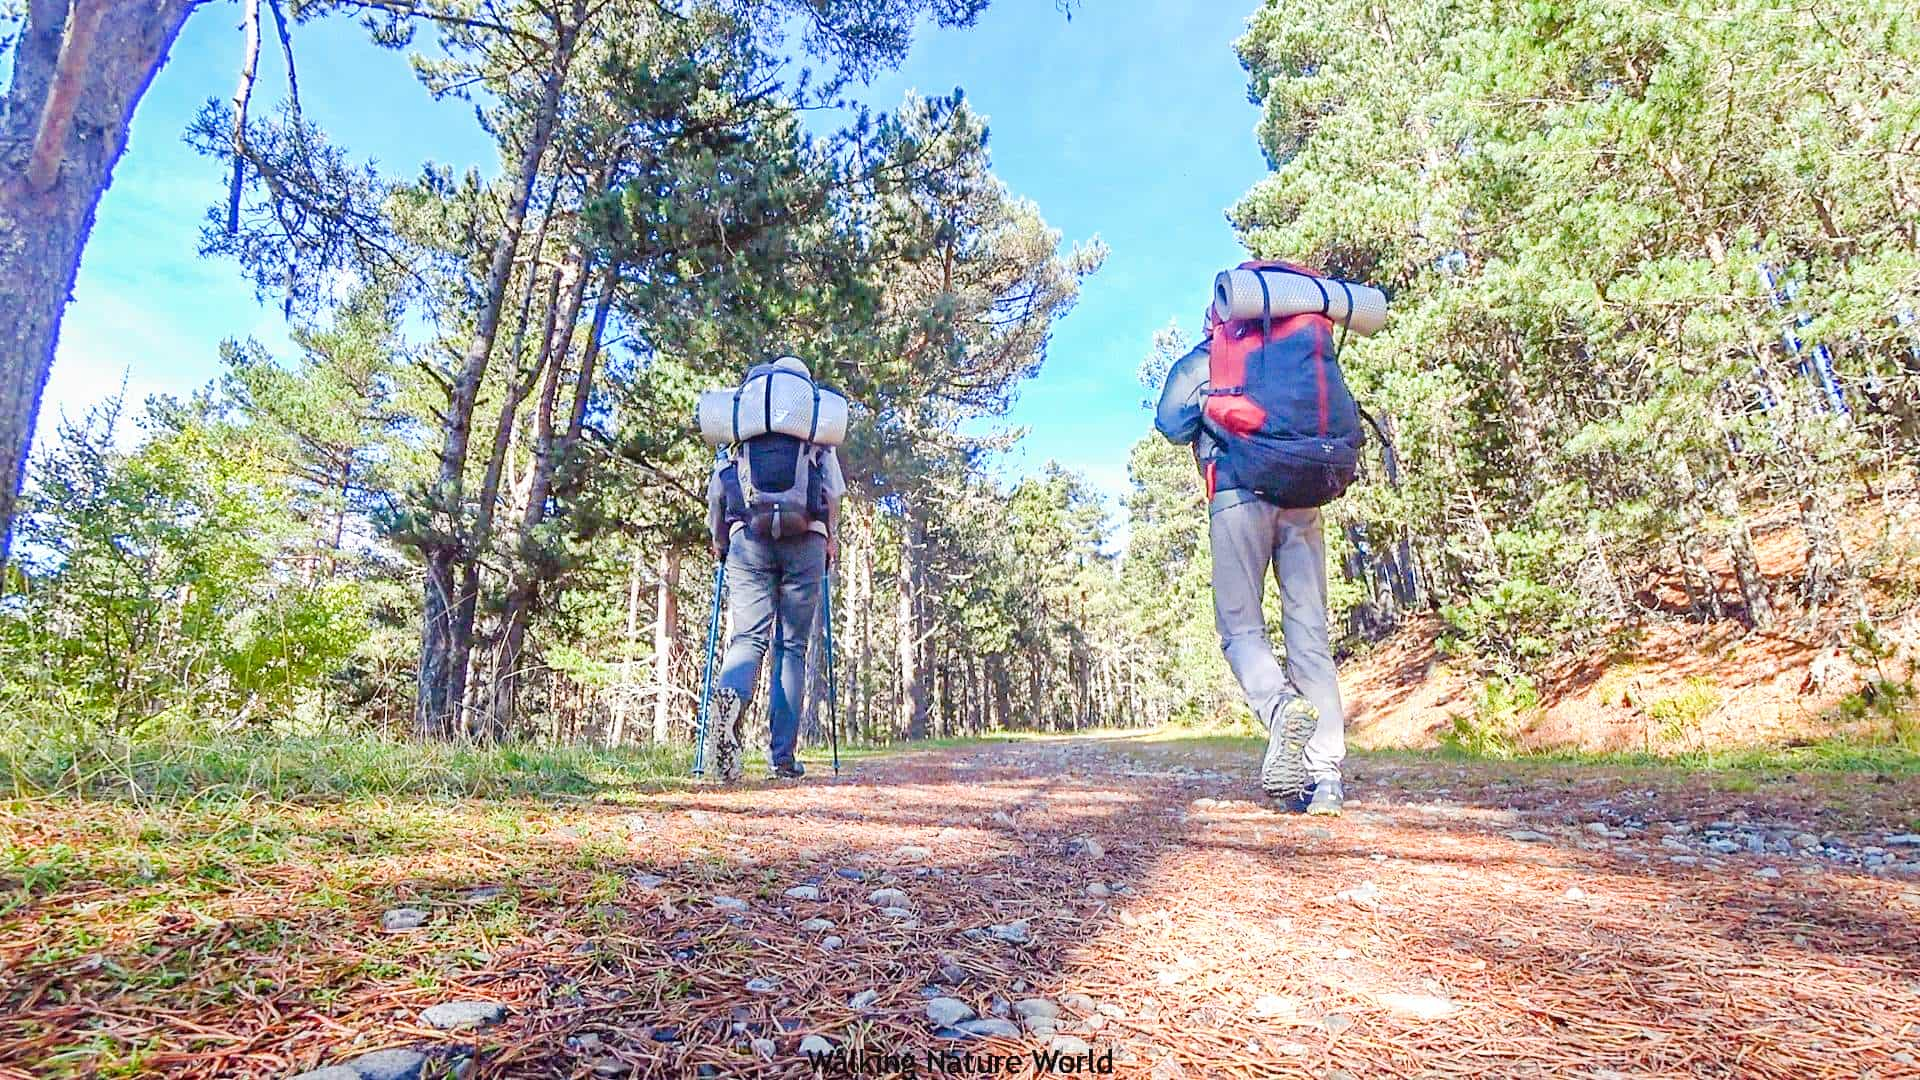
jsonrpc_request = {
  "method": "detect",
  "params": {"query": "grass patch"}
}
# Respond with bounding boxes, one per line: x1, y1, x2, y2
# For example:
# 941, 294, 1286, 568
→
0, 723, 692, 803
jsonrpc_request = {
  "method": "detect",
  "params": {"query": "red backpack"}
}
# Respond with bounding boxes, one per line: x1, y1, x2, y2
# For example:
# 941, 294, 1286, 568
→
1202, 260, 1366, 507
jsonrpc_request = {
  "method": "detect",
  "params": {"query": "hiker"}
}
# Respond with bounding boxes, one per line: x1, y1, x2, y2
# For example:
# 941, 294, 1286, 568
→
1154, 262, 1377, 816
702, 356, 848, 782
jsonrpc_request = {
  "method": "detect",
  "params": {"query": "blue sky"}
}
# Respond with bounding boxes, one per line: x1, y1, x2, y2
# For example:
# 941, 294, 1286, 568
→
42, 0, 1267, 513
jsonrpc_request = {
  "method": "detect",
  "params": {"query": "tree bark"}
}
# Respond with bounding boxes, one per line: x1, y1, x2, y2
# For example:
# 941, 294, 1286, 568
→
0, 0, 197, 568
415, 12, 578, 738
898, 513, 929, 739
609, 543, 643, 747
651, 545, 680, 745
484, 251, 597, 735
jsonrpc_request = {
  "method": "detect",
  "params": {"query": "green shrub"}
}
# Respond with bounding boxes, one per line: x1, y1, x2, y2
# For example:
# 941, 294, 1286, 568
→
1442, 674, 1540, 759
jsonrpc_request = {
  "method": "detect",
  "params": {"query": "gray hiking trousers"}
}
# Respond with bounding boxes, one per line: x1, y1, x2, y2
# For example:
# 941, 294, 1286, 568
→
1209, 491, 1345, 781
719, 530, 827, 769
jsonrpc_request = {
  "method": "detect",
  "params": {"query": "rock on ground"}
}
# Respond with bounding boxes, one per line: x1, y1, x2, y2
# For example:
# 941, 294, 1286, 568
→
381, 908, 429, 932
420, 1001, 505, 1031
926, 997, 976, 1026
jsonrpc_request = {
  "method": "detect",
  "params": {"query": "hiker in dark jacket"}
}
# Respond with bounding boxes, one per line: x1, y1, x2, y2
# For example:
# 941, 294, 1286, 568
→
705, 356, 847, 782
1156, 339, 1347, 815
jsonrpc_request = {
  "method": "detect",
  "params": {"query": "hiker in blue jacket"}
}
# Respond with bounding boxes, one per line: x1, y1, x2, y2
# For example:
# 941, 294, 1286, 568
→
1154, 332, 1347, 816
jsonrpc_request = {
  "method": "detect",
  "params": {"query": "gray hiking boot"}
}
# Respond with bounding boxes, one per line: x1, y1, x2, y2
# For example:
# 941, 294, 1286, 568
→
1305, 777, 1344, 816
707, 689, 744, 783
769, 759, 805, 780
1260, 694, 1319, 802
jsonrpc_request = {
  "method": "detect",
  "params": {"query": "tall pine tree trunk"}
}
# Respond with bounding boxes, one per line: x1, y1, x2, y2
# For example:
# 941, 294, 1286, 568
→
651, 546, 680, 744
0, 0, 197, 567
898, 513, 929, 739
415, 14, 578, 738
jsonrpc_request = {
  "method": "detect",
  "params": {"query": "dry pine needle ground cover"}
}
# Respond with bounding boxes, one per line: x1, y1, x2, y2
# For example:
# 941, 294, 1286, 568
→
3, 733, 1918, 1078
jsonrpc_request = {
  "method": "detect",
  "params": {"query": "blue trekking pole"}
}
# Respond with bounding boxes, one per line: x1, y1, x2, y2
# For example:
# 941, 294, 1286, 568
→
823, 568, 840, 776
694, 562, 725, 778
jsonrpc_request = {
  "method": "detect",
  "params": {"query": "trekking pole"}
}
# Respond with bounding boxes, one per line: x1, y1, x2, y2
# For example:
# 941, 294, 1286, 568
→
823, 564, 840, 776
694, 562, 725, 778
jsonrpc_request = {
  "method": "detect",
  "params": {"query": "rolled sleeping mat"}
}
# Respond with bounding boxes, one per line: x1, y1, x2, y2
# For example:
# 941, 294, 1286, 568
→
697, 368, 850, 447
1213, 268, 1389, 336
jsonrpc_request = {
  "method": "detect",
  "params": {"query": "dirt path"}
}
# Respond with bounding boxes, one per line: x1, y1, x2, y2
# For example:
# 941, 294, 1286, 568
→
4, 736, 1919, 1078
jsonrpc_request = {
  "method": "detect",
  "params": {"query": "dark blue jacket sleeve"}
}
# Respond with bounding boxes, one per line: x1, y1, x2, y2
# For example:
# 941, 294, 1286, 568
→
1154, 341, 1210, 446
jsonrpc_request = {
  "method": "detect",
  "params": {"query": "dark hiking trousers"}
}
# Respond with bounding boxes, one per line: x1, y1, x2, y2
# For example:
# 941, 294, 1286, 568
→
719, 530, 826, 769
1209, 491, 1346, 782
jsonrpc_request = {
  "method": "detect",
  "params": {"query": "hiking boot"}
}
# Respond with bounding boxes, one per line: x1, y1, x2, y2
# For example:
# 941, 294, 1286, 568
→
769, 759, 806, 780
1305, 777, 1344, 816
707, 689, 744, 783
1259, 694, 1319, 802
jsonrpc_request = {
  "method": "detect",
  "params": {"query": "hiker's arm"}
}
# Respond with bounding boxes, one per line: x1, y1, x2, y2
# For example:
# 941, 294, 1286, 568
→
822, 448, 846, 565
706, 468, 728, 560
825, 498, 841, 565
1155, 342, 1209, 446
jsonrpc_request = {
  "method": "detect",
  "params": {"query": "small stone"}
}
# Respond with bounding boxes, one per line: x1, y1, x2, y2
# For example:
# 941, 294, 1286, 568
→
867, 888, 911, 908
1049, 1035, 1092, 1055
1322, 1012, 1355, 1034
630, 873, 667, 890
938, 960, 970, 984
835, 868, 866, 882
958, 1018, 1022, 1039
1334, 880, 1381, 907
1061, 993, 1095, 1013
1583, 822, 1610, 836
989, 920, 1031, 944
1793, 833, 1821, 849
822, 936, 845, 950
894, 845, 932, 861
461, 886, 506, 903
1752, 868, 1782, 881
1250, 994, 1296, 1018
381, 907, 430, 932
1506, 830, 1552, 843
800, 918, 835, 931
350, 1049, 433, 1080
288, 1069, 361, 1080
880, 906, 916, 920
799, 1035, 834, 1055
650, 1026, 680, 1043
687, 810, 716, 825
991, 811, 1018, 828
1306, 826, 1334, 840
1885, 834, 1920, 847
1893, 891, 1920, 909
1096, 1003, 1125, 1019
1086, 883, 1111, 899
747, 978, 777, 993
851, 989, 879, 1010
751, 1039, 776, 1060
1377, 993, 1459, 1020
421, 1000, 506, 1031
1013, 998, 1061, 1021
785, 886, 822, 901
711, 896, 748, 911
1277, 1042, 1311, 1056
1564, 886, 1588, 900
1067, 837, 1106, 859
1670, 856, 1697, 866
927, 997, 976, 1026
